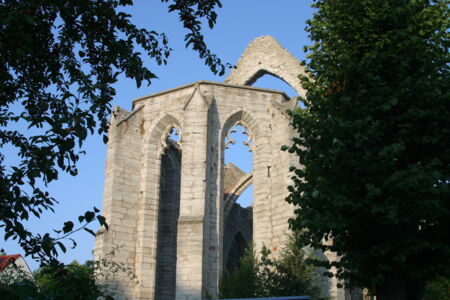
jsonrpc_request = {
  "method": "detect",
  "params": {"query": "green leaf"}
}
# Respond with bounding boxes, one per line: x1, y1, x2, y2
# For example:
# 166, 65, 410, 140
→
96, 215, 107, 230
83, 228, 96, 236
57, 241, 67, 253
84, 211, 95, 223
62, 221, 74, 234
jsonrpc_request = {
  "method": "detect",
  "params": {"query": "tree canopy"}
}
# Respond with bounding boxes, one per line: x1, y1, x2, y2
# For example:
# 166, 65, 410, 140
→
0, 255, 136, 300
285, 0, 449, 299
0, 0, 225, 264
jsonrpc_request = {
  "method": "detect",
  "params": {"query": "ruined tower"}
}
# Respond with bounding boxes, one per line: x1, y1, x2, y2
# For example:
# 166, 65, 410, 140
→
94, 36, 344, 300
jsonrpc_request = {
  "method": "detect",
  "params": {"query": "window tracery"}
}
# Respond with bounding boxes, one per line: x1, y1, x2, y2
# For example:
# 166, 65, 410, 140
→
161, 125, 182, 152
224, 121, 253, 152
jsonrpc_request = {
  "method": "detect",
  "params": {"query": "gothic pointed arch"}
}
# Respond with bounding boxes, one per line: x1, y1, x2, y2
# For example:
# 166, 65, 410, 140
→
225, 35, 307, 98
146, 114, 183, 156
221, 109, 261, 143
134, 113, 183, 300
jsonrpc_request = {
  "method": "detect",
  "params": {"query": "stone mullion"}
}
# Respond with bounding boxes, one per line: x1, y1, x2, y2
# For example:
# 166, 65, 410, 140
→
215, 132, 226, 294
176, 90, 210, 300
205, 105, 220, 298
252, 128, 273, 250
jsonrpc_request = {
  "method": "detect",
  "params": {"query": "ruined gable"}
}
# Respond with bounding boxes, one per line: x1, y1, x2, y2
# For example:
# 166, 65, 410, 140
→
94, 36, 345, 300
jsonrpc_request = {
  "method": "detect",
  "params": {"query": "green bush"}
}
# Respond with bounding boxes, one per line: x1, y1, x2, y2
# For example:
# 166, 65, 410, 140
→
0, 261, 113, 300
424, 276, 450, 300
219, 246, 259, 298
219, 234, 322, 299
35, 261, 108, 300
0, 263, 40, 299
0, 247, 136, 299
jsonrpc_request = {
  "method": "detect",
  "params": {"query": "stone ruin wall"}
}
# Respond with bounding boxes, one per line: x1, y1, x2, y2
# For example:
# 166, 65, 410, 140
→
94, 36, 347, 300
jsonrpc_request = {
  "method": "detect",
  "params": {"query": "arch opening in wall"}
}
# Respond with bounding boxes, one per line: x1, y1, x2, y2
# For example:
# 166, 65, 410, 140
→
251, 73, 305, 109
223, 122, 253, 272
154, 129, 182, 300
251, 71, 298, 99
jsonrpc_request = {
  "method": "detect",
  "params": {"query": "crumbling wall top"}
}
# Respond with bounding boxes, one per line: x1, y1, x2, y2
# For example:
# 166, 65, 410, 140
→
225, 35, 307, 98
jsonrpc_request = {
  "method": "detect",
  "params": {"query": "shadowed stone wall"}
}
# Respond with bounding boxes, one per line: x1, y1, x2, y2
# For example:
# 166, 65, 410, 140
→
222, 163, 253, 272
223, 204, 252, 272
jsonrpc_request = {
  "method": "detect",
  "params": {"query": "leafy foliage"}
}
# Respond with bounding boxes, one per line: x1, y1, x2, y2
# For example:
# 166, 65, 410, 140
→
33, 261, 106, 300
424, 276, 450, 300
0, 247, 138, 299
257, 235, 322, 298
163, 0, 228, 75
285, 0, 449, 297
219, 235, 321, 299
0, 260, 37, 297
0, 0, 225, 264
219, 245, 258, 298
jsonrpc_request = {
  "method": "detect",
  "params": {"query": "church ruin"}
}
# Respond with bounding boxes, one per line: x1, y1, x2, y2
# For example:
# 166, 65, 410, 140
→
94, 36, 345, 300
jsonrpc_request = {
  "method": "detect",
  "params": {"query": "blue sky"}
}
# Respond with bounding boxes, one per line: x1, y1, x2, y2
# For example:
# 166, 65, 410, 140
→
1, 0, 314, 270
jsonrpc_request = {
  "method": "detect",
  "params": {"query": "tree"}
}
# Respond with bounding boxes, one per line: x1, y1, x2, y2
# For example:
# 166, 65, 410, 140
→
33, 261, 104, 300
424, 276, 450, 300
219, 235, 321, 299
219, 245, 258, 299
256, 234, 322, 298
285, 0, 449, 299
0, 0, 226, 264
0, 265, 39, 300
1, 252, 138, 300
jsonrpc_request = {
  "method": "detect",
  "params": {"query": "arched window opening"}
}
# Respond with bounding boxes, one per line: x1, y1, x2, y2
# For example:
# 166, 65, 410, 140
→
252, 73, 298, 98
224, 123, 253, 173
223, 122, 253, 272
155, 137, 181, 300
252, 73, 305, 108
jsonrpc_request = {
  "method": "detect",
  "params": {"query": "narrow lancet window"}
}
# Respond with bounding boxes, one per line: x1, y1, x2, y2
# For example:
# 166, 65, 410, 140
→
223, 122, 253, 272
155, 128, 181, 300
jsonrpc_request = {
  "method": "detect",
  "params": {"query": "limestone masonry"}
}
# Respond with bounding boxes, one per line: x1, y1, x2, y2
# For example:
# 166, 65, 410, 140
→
94, 36, 347, 300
